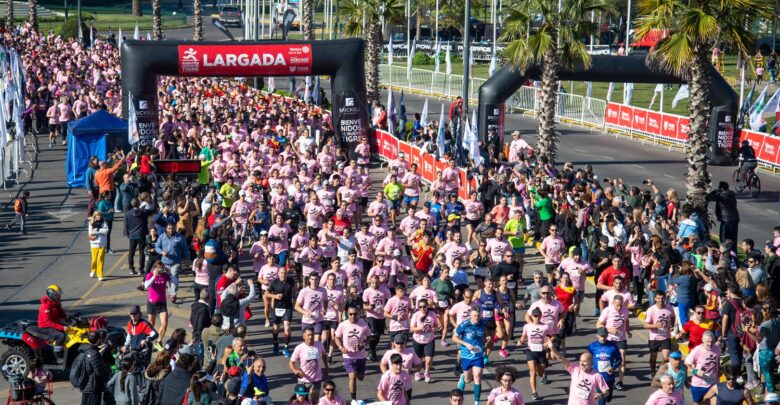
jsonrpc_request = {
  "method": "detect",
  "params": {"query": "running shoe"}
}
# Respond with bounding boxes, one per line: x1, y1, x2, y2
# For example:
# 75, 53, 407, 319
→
532, 392, 539, 401
130, 268, 138, 275
98, 277, 104, 281
500, 348, 509, 358
614, 382, 625, 391
90, 271, 95, 278
424, 371, 432, 383
541, 374, 548, 385
440, 339, 448, 347
282, 347, 291, 358
264, 320, 270, 327
457, 374, 466, 391
327, 355, 333, 366
415, 372, 423, 381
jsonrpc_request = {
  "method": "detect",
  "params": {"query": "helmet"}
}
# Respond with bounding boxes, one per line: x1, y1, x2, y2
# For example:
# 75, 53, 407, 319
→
46, 285, 62, 302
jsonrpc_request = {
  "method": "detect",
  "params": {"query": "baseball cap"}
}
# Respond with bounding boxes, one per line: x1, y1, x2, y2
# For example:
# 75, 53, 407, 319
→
227, 366, 242, 378
531, 307, 542, 316
259, 230, 268, 236
294, 384, 309, 395
423, 201, 431, 208
596, 327, 608, 337
669, 351, 682, 360
238, 190, 246, 197
447, 213, 461, 222
128, 305, 141, 315
393, 333, 407, 344
226, 377, 242, 395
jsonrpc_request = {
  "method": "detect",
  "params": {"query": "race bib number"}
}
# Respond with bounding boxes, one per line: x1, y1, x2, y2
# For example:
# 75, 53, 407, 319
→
495, 397, 512, 405
421, 332, 433, 341
575, 386, 591, 399
305, 347, 320, 361
597, 360, 610, 373
507, 281, 517, 289
275, 308, 287, 317
474, 267, 489, 278
529, 343, 544, 352
326, 310, 337, 319
482, 310, 493, 319
438, 300, 448, 308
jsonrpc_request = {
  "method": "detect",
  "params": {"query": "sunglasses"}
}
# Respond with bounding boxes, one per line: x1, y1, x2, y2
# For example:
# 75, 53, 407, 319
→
695, 311, 704, 315
419, 305, 428, 309
541, 292, 550, 295
323, 387, 334, 392
348, 312, 358, 316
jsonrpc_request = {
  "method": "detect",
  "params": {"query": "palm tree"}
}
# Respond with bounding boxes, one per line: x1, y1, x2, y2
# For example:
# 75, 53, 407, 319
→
132, 0, 142, 16
635, 0, 771, 211
152, 0, 162, 39
27, 0, 36, 31
302, 0, 314, 40
341, 0, 404, 102
6, 0, 13, 30
500, 0, 610, 164
193, 0, 203, 40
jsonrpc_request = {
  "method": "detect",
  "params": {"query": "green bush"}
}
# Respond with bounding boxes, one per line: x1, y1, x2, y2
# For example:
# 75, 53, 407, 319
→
413, 51, 432, 65
55, 18, 88, 40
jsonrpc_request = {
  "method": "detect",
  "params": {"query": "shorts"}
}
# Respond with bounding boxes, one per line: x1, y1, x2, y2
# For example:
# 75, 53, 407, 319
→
412, 340, 435, 358
403, 195, 419, 206
343, 358, 367, 375
461, 356, 484, 372
273, 308, 293, 324
147, 301, 167, 316
576, 291, 585, 302
485, 319, 497, 332
691, 386, 711, 403
513, 247, 526, 255
323, 320, 339, 331
614, 340, 628, 350
388, 199, 401, 210
525, 349, 547, 365
360, 197, 368, 206
545, 264, 558, 274
277, 251, 288, 267
366, 317, 386, 336
467, 219, 481, 228
648, 339, 671, 353
302, 321, 324, 334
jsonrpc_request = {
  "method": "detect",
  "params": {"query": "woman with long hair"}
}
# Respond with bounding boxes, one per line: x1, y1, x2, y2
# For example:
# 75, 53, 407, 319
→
88, 211, 109, 280
494, 275, 515, 359
107, 356, 142, 405
554, 272, 577, 353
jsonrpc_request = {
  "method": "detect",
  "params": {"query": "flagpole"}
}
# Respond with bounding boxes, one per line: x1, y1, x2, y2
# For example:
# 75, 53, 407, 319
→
660, 86, 664, 113
624, 0, 632, 55
739, 58, 746, 121
434, 0, 439, 46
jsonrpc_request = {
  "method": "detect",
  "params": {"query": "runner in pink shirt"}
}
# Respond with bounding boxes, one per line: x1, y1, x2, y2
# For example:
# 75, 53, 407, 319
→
376, 229, 402, 257
599, 276, 636, 311
487, 366, 526, 405
441, 159, 460, 193
643, 290, 675, 376
540, 226, 565, 285
381, 334, 423, 374
525, 285, 565, 336
355, 222, 378, 271
409, 276, 437, 308
644, 375, 684, 405
401, 164, 421, 210
294, 273, 328, 338
410, 299, 439, 383
289, 327, 328, 402
384, 284, 412, 337
334, 304, 371, 402
558, 248, 593, 309
399, 208, 421, 241
439, 232, 469, 268
305, 192, 326, 231
548, 343, 610, 405
367, 192, 389, 226
377, 354, 413, 405
320, 259, 349, 290
268, 214, 292, 265
321, 272, 345, 362
464, 191, 484, 247
362, 275, 391, 361
684, 332, 720, 404
597, 294, 631, 389
257, 255, 280, 326
369, 215, 388, 240
298, 238, 324, 278
519, 307, 551, 400
486, 229, 511, 265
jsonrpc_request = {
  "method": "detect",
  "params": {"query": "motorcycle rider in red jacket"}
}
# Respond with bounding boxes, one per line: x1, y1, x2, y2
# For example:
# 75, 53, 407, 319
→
37, 285, 69, 351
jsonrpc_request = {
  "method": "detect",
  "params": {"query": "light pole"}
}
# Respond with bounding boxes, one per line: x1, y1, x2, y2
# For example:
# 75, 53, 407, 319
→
462, 0, 470, 112
624, 0, 632, 55
773, 0, 778, 53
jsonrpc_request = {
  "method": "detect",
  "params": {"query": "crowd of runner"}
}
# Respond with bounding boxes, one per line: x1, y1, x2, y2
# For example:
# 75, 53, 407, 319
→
7, 21, 780, 405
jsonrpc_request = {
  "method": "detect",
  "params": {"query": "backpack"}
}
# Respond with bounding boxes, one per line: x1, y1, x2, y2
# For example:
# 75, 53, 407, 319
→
221, 294, 240, 318
69, 350, 89, 390
728, 299, 748, 335
138, 377, 162, 405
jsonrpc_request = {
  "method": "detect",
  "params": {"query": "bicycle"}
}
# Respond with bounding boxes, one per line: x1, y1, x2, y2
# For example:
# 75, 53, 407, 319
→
732, 163, 761, 197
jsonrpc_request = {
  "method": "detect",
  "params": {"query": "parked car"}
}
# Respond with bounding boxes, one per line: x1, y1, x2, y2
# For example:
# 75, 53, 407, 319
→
219, 6, 242, 27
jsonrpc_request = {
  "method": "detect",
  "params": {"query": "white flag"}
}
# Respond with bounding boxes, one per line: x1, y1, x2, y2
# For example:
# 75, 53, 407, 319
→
406, 39, 416, 81
134, 24, 140, 40
146, 32, 152, 41
437, 103, 446, 155
468, 48, 474, 79
654, 83, 664, 93
388, 89, 397, 134
445, 43, 452, 75
90, 25, 94, 47
489, 52, 497, 77
672, 84, 690, 109
304, 76, 311, 103
388, 36, 394, 65
268, 77, 275, 92
118, 28, 123, 50
420, 98, 429, 126
623, 83, 634, 105
586, 82, 592, 98
606, 82, 614, 102
128, 93, 140, 144
434, 41, 440, 74
749, 85, 769, 130
470, 109, 480, 165
461, 114, 471, 151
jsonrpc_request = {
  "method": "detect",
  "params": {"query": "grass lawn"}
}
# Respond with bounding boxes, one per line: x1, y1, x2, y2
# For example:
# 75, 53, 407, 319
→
39, 8, 190, 31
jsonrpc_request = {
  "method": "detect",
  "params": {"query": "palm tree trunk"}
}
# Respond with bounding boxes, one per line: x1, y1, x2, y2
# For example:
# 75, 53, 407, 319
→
6, 0, 14, 29
27, 0, 36, 32
152, 0, 162, 39
193, 0, 203, 40
132, 0, 142, 16
415, 4, 422, 40
303, 0, 314, 40
684, 45, 713, 213
366, 19, 382, 102
537, 45, 560, 164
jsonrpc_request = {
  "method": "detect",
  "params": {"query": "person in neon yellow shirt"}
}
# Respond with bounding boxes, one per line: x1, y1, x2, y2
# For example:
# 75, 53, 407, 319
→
219, 177, 239, 209
505, 210, 527, 268
383, 173, 404, 225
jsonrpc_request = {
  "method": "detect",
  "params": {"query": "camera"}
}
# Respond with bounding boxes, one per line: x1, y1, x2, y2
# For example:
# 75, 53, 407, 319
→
642, 179, 652, 185
602, 178, 611, 183
247, 349, 256, 357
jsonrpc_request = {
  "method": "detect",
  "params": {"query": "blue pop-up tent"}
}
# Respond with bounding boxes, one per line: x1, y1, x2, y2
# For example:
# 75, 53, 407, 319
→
66, 110, 129, 188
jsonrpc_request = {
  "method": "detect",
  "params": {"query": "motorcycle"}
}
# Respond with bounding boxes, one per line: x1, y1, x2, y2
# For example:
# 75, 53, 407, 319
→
0, 314, 126, 379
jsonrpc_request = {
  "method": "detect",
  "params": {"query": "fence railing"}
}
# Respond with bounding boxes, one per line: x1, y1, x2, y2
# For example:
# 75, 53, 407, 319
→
380, 64, 487, 102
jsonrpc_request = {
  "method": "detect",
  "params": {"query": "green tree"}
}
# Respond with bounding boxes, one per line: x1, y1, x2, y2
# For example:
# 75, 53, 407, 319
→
635, 0, 771, 210
303, 0, 314, 40
132, 0, 143, 17
6, 0, 13, 29
341, 0, 404, 102
500, 0, 610, 164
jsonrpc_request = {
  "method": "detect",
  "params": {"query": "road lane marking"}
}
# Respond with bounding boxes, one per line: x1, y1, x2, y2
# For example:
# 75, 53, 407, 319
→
574, 148, 587, 153
664, 174, 675, 179
73, 252, 128, 308
600, 155, 615, 160
632, 164, 644, 169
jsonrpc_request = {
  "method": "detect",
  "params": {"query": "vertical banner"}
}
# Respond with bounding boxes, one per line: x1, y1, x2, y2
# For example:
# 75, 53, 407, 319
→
422, 153, 435, 182
375, 129, 388, 158
631, 108, 648, 133
133, 94, 159, 146
485, 103, 505, 158
660, 114, 679, 140
618, 105, 633, 128
709, 108, 736, 165
646, 111, 662, 135
605, 102, 620, 126
410, 146, 422, 170
332, 89, 372, 159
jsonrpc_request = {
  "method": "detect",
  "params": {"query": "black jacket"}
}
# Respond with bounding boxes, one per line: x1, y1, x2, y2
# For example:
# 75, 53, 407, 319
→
80, 344, 110, 394
707, 189, 740, 223
190, 301, 211, 342
124, 207, 154, 240
158, 367, 191, 405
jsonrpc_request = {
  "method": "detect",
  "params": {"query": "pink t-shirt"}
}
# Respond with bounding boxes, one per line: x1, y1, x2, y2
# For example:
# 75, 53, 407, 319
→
559, 257, 593, 291
295, 286, 327, 324
410, 310, 439, 345
384, 296, 412, 332
298, 246, 324, 277
449, 301, 477, 327
522, 323, 550, 352
541, 236, 565, 264
409, 287, 437, 308
684, 344, 721, 387
644, 390, 683, 405
487, 387, 525, 405
380, 348, 421, 372
363, 287, 391, 319
367, 201, 388, 223
600, 289, 635, 309
334, 319, 371, 360
320, 270, 348, 290
144, 272, 171, 304
318, 394, 346, 405
323, 288, 345, 322
644, 304, 675, 341
290, 341, 326, 383
378, 370, 413, 405
402, 172, 421, 197
464, 200, 484, 221
269, 223, 291, 252
486, 238, 511, 264
258, 264, 280, 290
528, 300, 565, 335
354, 231, 377, 261
598, 305, 630, 341
565, 363, 609, 405
305, 203, 326, 228
439, 242, 469, 268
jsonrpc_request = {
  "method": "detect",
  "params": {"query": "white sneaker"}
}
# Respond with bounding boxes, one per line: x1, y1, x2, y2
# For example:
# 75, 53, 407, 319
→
90, 272, 96, 278
98, 277, 104, 281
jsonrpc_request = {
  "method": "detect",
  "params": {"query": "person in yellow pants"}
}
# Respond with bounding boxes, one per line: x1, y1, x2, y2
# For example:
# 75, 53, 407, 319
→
88, 211, 109, 280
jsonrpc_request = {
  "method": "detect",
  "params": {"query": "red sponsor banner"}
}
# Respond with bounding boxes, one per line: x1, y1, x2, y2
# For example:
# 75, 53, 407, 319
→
646, 111, 662, 135
740, 130, 765, 153
677, 118, 690, 141
410, 146, 422, 170
375, 130, 387, 158
458, 170, 469, 200
421, 153, 436, 182
435, 159, 447, 181
605, 103, 620, 126
619, 105, 633, 128
383, 134, 399, 160
758, 133, 780, 164
660, 114, 679, 140
178, 44, 313, 76
398, 141, 412, 160
632, 108, 648, 133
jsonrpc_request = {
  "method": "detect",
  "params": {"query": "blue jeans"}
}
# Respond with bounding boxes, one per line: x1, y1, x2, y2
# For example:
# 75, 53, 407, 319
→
726, 333, 743, 370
